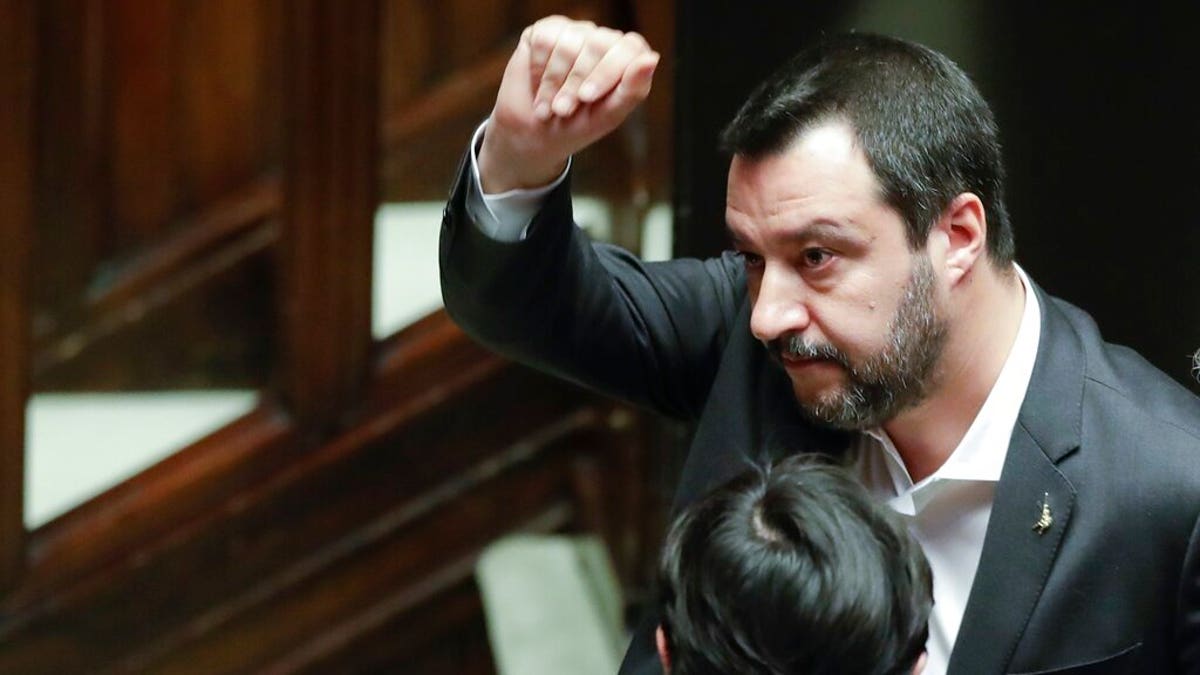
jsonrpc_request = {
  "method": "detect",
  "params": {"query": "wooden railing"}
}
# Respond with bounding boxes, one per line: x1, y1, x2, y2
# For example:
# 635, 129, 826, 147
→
1, 309, 659, 673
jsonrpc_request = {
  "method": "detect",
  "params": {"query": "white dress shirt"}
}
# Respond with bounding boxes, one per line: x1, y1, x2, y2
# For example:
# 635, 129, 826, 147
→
464, 121, 1044, 674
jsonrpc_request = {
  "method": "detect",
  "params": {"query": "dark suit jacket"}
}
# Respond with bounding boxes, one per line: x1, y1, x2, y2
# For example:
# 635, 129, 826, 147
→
440, 160, 1200, 674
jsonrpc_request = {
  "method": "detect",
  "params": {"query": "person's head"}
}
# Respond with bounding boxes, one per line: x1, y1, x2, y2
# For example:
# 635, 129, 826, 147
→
656, 455, 932, 675
721, 33, 1013, 429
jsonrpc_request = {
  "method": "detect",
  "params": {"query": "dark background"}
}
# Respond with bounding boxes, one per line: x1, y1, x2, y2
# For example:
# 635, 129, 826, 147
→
674, 2, 1200, 393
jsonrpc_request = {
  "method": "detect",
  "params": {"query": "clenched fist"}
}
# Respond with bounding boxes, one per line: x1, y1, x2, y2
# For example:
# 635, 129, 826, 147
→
478, 16, 660, 194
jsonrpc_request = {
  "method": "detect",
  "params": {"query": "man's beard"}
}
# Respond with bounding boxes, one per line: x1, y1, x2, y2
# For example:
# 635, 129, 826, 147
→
767, 254, 949, 430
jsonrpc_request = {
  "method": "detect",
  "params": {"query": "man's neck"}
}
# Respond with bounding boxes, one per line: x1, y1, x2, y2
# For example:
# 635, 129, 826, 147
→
883, 264, 1027, 483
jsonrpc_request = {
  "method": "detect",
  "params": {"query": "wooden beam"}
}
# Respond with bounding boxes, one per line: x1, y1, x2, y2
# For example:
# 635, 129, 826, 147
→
0, 0, 34, 592
84, 174, 282, 314
279, 1, 380, 432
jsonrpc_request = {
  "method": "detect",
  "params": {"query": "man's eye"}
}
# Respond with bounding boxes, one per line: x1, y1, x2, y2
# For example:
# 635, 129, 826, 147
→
738, 251, 765, 269
801, 248, 833, 268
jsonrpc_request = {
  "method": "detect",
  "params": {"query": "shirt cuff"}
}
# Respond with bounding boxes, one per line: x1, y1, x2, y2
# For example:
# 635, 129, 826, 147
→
465, 119, 570, 242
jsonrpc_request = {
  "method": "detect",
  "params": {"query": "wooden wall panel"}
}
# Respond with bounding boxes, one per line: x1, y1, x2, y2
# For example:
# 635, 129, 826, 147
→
518, 0, 582, 25
2, 0, 674, 670
177, 0, 268, 207
380, 1, 435, 108
33, 0, 284, 392
278, 0, 378, 429
29, 0, 671, 389
32, 1, 105, 328
0, 0, 34, 592
438, 0, 513, 71
107, 0, 176, 249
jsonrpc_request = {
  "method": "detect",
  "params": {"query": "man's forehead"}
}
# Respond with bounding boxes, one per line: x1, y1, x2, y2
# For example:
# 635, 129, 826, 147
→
735, 119, 865, 169
727, 129, 886, 224
786, 121, 863, 163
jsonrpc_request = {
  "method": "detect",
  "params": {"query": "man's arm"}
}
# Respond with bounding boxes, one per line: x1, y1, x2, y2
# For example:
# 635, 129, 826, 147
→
442, 149, 744, 420
440, 17, 745, 420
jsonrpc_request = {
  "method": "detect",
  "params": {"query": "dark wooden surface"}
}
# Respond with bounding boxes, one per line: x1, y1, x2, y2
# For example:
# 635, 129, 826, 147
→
0, 0, 34, 593
1, 0, 674, 671
28, 0, 675, 392
278, 0, 379, 432
32, 0, 285, 392
0, 313, 657, 673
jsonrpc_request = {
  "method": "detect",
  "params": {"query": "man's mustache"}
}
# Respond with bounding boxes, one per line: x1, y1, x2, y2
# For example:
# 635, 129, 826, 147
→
766, 335, 851, 369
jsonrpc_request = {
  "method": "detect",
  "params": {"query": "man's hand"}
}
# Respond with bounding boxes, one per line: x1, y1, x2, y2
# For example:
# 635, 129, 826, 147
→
478, 16, 660, 194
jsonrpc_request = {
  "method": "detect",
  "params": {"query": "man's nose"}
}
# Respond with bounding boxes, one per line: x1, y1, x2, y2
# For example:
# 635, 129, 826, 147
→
749, 266, 811, 343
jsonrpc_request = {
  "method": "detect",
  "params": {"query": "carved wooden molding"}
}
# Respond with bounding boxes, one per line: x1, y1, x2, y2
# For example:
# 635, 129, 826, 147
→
0, 311, 649, 672
7, 312, 498, 610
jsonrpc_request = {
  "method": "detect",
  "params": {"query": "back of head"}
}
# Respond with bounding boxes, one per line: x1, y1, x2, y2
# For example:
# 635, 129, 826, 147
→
721, 32, 1013, 266
657, 455, 932, 675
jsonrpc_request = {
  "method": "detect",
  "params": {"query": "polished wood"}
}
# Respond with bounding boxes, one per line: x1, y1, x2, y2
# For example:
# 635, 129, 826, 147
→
33, 194, 279, 390
381, 42, 511, 152
292, 578, 497, 675
0, 312, 653, 673
278, 0, 379, 430
32, 1, 105, 329
0, 0, 34, 592
16, 406, 294, 602
107, 0, 175, 246
86, 175, 282, 315
1, 0, 672, 671
32, 0, 283, 392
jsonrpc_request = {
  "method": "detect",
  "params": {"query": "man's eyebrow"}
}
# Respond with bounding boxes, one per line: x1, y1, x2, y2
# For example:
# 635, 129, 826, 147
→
794, 221, 864, 247
726, 219, 866, 248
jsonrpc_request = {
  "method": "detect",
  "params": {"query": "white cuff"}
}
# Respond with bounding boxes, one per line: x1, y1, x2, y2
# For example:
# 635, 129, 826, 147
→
466, 120, 570, 242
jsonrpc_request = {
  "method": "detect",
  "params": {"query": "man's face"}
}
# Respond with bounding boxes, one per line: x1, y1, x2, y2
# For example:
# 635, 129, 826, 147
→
725, 121, 948, 430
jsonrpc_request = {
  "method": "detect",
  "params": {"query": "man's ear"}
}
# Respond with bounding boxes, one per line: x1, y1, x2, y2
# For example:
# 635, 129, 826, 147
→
655, 624, 671, 673
933, 192, 987, 287
912, 650, 928, 675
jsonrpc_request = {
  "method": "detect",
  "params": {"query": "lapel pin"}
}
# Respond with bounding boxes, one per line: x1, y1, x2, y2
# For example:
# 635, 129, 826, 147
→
1033, 492, 1053, 535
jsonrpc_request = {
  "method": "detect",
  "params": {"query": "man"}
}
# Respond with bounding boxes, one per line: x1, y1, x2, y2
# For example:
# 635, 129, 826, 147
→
656, 455, 932, 675
440, 16, 1200, 674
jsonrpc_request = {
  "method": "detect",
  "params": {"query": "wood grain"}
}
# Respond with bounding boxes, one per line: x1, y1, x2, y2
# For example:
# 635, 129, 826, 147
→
0, 0, 34, 592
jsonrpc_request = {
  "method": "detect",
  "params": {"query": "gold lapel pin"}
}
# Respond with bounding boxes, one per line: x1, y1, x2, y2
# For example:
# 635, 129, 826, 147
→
1033, 492, 1053, 535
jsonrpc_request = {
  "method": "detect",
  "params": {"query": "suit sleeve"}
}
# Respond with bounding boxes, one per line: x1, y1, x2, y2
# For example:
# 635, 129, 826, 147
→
439, 150, 745, 421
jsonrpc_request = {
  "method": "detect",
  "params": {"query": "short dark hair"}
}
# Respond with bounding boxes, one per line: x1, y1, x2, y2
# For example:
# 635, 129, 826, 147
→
657, 455, 932, 675
721, 32, 1014, 267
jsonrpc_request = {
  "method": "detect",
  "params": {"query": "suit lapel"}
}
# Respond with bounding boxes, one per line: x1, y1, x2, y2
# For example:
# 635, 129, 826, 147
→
946, 424, 1075, 674
948, 284, 1085, 674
